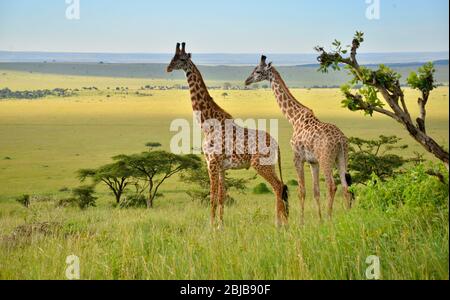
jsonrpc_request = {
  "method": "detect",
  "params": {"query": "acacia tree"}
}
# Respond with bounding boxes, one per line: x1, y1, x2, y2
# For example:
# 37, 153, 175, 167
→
145, 142, 162, 152
315, 32, 449, 168
78, 160, 132, 204
115, 151, 201, 208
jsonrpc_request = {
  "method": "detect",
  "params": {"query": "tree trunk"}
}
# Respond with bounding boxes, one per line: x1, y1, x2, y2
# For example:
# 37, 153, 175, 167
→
115, 191, 122, 204
406, 124, 449, 169
147, 180, 154, 209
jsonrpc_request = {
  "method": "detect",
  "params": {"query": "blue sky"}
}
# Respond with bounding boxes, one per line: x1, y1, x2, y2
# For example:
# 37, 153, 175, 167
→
0, 0, 448, 53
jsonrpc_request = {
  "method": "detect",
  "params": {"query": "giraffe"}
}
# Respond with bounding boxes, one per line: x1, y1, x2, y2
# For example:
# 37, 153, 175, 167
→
167, 43, 289, 228
245, 55, 353, 224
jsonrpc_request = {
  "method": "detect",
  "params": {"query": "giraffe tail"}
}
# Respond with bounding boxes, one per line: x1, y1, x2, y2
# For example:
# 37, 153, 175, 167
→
278, 146, 289, 216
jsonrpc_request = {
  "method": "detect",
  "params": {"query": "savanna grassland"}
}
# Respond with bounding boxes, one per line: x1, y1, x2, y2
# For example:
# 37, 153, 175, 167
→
0, 70, 448, 280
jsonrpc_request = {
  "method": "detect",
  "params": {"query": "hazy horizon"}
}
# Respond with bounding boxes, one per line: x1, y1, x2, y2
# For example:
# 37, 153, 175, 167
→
0, 50, 448, 66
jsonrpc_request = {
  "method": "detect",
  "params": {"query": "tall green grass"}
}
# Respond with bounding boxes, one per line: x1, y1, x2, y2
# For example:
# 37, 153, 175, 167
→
0, 189, 447, 280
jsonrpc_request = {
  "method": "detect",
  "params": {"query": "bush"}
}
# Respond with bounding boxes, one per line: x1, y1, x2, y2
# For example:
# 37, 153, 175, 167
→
119, 194, 147, 209
357, 164, 448, 213
253, 183, 272, 195
345, 135, 414, 185
16, 194, 30, 208
56, 197, 77, 208
287, 179, 298, 186
72, 186, 97, 210
181, 159, 252, 206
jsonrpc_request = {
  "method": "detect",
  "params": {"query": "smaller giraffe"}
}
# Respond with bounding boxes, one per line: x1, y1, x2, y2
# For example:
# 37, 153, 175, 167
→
245, 56, 354, 224
167, 44, 289, 228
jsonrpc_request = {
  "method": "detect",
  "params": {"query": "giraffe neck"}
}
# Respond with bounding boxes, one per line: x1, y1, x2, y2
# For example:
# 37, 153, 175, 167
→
269, 67, 314, 125
185, 62, 232, 125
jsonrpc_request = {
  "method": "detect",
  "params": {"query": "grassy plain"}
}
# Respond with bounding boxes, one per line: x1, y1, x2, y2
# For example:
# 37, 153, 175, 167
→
0, 71, 448, 280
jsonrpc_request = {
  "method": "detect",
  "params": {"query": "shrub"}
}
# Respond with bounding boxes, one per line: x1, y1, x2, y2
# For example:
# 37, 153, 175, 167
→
344, 135, 414, 185
181, 160, 252, 206
16, 194, 30, 208
72, 186, 97, 210
357, 164, 448, 213
253, 183, 272, 195
119, 194, 147, 209
56, 197, 77, 208
59, 187, 70, 192
287, 179, 298, 186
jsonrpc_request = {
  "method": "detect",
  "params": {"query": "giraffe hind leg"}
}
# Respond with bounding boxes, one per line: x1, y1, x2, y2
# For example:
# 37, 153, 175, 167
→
310, 162, 322, 221
338, 150, 353, 210
294, 154, 306, 226
252, 163, 289, 227
322, 163, 337, 220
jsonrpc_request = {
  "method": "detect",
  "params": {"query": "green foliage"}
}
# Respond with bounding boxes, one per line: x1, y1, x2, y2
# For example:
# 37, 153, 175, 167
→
180, 159, 252, 206
253, 183, 272, 195
341, 84, 384, 116
78, 148, 200, 208
287, 179, 298, 186
72, 186, 97, 210
346, 135, 411, 184
119, 193, 147, 209
357, 164, 448, 213
0, 88, 75, 100
145, 142, 162, 151
115, 151, 201, 207
316, 31, 436, 117
78, 160, 133, 204
55, 197, 77, 208
407, 62, 436, 94
16, 194, 30, 208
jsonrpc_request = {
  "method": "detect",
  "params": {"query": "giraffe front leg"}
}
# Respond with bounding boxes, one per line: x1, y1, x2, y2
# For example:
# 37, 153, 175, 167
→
208, 166, 219, 228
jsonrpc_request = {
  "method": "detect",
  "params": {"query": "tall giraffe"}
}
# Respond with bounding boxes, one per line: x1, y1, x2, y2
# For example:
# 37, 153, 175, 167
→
245, 56, 353, 224
167, 44, 289, 228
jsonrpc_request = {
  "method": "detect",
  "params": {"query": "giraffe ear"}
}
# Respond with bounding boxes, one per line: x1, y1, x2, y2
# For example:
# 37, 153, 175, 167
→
267, 62, 273, 69
188, 53, 192, 59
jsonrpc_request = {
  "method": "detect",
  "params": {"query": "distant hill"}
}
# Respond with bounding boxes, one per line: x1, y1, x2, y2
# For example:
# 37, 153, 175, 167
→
0, 51, 448, 65
0, 61, 448, 88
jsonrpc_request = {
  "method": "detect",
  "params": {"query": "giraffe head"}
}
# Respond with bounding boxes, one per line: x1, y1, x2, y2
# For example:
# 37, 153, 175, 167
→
167, 42, 192, 73
245, 55, 273, 86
